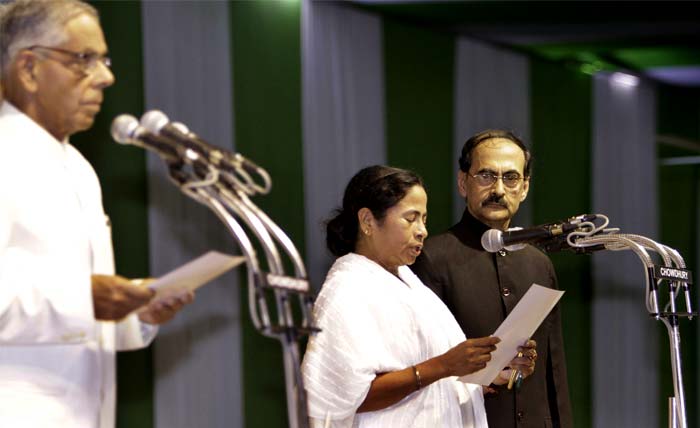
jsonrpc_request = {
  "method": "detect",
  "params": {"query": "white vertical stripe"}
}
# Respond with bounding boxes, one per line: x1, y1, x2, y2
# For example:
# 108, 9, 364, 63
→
301, 0, 386, 289
592, 72, 658, 427
141, 2, 242, 427
453, 38, 531, 226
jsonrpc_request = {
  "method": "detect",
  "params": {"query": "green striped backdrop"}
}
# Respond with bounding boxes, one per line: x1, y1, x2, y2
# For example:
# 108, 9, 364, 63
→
71, 1, 699, 426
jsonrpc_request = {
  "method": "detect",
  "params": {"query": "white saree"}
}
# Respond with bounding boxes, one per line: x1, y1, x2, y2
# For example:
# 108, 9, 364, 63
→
302, 253, 487, 428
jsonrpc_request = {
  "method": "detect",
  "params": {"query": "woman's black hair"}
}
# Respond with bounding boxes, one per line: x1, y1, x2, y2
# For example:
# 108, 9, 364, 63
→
326, 165, 424, 257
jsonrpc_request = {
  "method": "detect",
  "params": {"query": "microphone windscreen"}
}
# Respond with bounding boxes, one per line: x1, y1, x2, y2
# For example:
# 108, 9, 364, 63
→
172, 122, 190, 134
141, 110, 169, 134
481, 229, 503, 253
111, 114, 139, 144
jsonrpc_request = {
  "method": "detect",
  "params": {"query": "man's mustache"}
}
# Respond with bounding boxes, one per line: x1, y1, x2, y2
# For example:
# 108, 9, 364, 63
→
481, 194, 507, 207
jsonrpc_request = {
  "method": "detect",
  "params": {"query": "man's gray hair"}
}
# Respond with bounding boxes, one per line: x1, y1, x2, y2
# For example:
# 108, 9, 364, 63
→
0, 0, 98, 77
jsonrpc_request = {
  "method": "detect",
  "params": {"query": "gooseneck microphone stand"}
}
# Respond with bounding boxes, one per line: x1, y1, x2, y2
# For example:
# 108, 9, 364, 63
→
111, 113, 316, 428
541, 215, 696, 428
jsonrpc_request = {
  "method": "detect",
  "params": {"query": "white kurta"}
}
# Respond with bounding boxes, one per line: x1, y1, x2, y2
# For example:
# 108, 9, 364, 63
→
302, 253, 488, 428
0, 101, 157, 428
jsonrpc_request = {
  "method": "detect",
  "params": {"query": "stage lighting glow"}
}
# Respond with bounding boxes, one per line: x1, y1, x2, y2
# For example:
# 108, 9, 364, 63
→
611, 72, 640, 87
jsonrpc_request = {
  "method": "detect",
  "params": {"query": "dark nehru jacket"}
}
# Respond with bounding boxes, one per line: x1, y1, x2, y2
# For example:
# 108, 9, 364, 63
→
411, 210, 572, 428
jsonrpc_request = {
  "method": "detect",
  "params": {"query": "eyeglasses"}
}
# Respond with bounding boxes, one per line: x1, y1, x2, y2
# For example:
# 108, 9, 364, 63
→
26, 45, 111, 75
470, 171, 524, 188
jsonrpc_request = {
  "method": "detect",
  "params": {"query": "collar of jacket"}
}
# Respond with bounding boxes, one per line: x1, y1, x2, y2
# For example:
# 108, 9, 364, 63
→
450, 209, 492, 250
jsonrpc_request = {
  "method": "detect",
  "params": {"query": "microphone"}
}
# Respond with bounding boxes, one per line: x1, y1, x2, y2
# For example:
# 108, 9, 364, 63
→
110, 114, 183, 164
140, 110, 262, 176
481, 214, 599, 253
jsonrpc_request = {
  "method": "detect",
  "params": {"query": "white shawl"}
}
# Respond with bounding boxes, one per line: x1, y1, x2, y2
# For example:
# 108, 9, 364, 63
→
302, 253, 487, 428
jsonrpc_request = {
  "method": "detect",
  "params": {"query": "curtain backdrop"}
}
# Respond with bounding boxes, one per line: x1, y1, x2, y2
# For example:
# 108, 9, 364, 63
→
301, 0, 386, 289
453, 38, 531, 226
130, 4, 673, 427
592, 72, 658, 427
141, 2, 243, 427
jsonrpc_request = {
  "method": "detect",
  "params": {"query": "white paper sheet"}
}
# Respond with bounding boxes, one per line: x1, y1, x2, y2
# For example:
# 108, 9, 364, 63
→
146, 251, 245, 299
459, 283, 564, 385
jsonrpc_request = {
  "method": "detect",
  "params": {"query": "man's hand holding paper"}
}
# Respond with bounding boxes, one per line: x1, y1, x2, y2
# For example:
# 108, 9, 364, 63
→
92, 274, 155, 321
137, 289, 195, 325
130, 251, 244, 323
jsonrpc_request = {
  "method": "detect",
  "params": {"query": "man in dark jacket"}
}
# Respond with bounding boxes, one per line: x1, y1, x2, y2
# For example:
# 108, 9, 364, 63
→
411, 130, 573, 428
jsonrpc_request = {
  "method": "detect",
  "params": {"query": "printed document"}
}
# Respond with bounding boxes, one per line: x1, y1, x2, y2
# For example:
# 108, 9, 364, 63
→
459, 284, 564, 385
146, 251, 244, 299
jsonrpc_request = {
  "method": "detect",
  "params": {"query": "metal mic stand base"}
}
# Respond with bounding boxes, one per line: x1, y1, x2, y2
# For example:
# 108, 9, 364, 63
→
658, 313, 688, 428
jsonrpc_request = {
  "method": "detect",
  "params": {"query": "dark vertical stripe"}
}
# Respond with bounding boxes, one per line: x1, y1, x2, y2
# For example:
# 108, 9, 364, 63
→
73, 1, 151, 428
530, 59, 592, 427
384, 19, 454, 234
658, 162, 698, 428
230, 1, 303, 426
657, 84, 700, 428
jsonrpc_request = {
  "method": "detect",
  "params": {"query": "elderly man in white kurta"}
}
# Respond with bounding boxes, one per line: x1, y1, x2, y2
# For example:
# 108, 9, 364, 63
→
0, 1, 191, 426
0, 101, 157, 426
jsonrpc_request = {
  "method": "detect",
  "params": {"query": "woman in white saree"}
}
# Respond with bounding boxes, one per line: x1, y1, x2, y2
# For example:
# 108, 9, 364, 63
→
302, 166, 536, 428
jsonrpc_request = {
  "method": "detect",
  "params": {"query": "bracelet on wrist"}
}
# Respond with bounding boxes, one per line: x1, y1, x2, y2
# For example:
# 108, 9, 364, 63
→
412, 365, 422, 391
